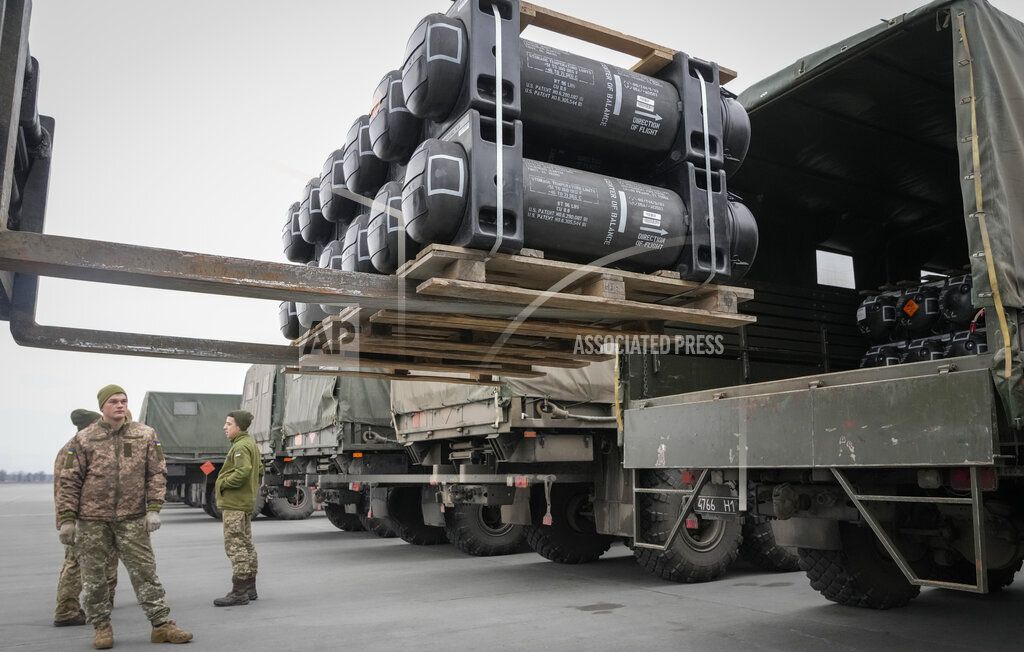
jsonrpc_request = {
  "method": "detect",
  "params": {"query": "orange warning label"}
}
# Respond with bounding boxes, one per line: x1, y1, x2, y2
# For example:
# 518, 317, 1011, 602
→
200, 461, 216, 476
902, 299, 919, 317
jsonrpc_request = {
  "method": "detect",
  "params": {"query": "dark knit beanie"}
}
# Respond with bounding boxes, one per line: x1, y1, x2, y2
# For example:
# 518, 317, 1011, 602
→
70, 409, 101, 430
97, 384, 127, 408
227, 410, 253, 431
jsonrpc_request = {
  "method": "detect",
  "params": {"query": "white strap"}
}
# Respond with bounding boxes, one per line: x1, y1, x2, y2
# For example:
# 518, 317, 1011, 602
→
488, 5, 505, 257
695, 68, 717, 288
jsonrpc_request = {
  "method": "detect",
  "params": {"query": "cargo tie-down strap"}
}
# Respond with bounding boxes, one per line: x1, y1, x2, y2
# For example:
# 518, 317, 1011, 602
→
695, 68, 718, 290
957, 10, 1012, 381
488, 4, 505, 258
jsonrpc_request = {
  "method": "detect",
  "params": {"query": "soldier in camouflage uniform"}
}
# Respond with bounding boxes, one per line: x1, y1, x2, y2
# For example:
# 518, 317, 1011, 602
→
213, 410, 263, 607
53, 409, 119, 627
58, 385, 193, 649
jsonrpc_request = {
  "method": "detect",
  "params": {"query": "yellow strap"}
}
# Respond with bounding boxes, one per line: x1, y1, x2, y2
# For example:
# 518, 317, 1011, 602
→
957, 11, 1013, 380
614, 352, 624, 432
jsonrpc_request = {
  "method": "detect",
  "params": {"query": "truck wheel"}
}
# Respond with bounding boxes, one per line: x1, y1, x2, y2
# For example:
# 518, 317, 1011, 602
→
633, 469, 742, 582
325, 502, 366, 531
524, 483, 613, 564
358, 513, 398, 538
356, 491, 396, 537
183, 484, 199, 508
741, 518, 800, 572
250, 491, 266, 520
444, 504, 526, 556
798, 523, 920, 609
938, 557, 1022, 591
203, 482, 223, 520
267, 485, 316, 520
988, 559, 1022, 590
260, 499, 275, 518
386, 487, 448, 545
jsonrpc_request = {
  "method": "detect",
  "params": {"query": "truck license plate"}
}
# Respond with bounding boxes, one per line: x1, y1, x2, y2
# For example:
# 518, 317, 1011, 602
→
694, 496, 739, 515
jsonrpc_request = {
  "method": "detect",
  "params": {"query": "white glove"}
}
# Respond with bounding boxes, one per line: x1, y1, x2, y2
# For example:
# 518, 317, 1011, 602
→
59, 521, 77, 545
145, 511, 161, 533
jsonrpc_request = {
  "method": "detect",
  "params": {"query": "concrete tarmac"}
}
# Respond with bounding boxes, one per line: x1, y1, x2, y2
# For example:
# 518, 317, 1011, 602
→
2, 483, 1023, 651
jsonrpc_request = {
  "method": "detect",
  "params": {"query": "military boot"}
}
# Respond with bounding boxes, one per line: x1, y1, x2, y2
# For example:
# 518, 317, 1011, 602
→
150, 620, 192, 644
246, 576, 258, 601
53, 609, 86, 627
213, 576, 250, 607
93, 622, 114, 650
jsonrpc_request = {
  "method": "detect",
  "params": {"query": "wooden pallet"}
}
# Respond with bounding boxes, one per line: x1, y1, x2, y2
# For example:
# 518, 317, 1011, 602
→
290, 245, 754, 384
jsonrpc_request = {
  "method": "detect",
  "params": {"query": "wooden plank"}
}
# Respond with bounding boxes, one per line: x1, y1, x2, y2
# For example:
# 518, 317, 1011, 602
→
325, 339, 592, 368
360, 332, 612, 362
417, 278, 757, 328
298, 353, 545, 378
631, 50, 675, 76
581, 274, 626, 300
519, 2, 736, 84
369, 310, 665, 339
283, 367, 503, 387
403, 244, 753, 303
441, 258, 487, 282
520, 1, 676, 58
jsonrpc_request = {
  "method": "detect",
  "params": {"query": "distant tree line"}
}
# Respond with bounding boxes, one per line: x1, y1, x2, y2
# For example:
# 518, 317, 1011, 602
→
0, 470, 53, 483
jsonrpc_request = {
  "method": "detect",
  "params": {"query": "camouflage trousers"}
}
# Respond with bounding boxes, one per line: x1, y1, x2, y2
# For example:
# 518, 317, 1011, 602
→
222, 510, 257, 578
54, 545, 119, 622
76, 518, 170, 626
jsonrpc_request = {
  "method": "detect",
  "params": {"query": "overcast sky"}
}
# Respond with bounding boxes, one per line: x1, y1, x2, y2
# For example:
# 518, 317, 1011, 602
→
2, 0, 1021, 472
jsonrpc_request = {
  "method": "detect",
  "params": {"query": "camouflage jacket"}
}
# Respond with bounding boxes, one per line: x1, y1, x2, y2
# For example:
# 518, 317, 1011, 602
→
57, 419, 167, 523
53, 436, 76, 529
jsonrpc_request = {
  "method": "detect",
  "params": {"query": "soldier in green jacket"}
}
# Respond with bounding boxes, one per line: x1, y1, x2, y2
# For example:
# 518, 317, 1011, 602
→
213, 410, 263, 607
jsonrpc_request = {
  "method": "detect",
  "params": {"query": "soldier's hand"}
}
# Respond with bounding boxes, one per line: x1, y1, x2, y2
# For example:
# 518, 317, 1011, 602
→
145, 511, 161, 533
58, 521, 77, 545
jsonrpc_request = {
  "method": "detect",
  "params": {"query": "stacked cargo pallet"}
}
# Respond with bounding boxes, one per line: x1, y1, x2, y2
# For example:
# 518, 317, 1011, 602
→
856, 273, 988, 367
277, 0, 760, 383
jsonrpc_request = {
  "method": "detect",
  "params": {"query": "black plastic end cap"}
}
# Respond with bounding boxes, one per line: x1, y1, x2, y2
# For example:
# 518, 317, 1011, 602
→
401, 14, 467, 121
369, 70, 424, 163
401, 139, 469, 245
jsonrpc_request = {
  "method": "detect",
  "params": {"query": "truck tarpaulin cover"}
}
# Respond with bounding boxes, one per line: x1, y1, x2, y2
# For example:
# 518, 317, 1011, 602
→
138, 392, 241, 458
281, 373, 392, 434
241, 365, 284, 450
735, 0, 1024, 416
390, 361, 616, 415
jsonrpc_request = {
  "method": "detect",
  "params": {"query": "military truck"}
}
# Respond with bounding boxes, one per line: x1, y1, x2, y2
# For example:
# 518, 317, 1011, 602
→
622, 0, 1024, 607
241, 364, 399, 533
320, 357, 797, 569
137, 391, 243, 520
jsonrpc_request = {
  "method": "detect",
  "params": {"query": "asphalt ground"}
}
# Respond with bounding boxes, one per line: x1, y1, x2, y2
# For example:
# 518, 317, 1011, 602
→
2, 483, 1023, 651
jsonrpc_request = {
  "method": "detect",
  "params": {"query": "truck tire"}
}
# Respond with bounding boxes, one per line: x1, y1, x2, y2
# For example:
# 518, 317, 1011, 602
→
260, 499, 276, 518
325, 502, 366, 531
523, 483, 614, 564
386, 487, 448, 545
183, 484, 199, 508
633, 469, 742, 582
267, 485, 316, 520
798, 523, 920, 609
938, 557, 1022, 591
741, 518, 800, 572
444, 504, 526, 556
359, 513, 398, 538
250, 491, 266, 520
203, 482, 223, 521
988, 559, 1022, 590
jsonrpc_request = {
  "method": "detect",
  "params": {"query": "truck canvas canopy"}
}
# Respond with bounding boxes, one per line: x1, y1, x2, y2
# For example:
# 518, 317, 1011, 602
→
390, 360, 617, 415
733, 0, 1024, 416
138, 391, 241, 459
